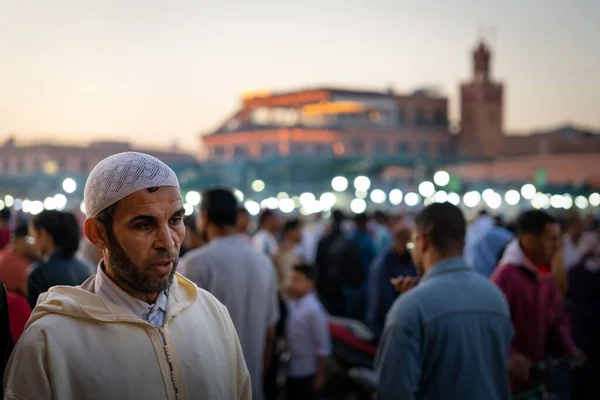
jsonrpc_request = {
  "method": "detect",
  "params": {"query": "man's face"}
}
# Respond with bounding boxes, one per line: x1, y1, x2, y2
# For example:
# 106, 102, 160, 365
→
524, 222, 561, 265
103, 187, 185, 294
289, 226, 302, 244
28, 225, 51, 258
570, 217, 586, 240
13, 236, 39, 260
393, 229, 410, 256
286, 270, 313, 299
236, 211, 250, 234
267, 215, 282, 233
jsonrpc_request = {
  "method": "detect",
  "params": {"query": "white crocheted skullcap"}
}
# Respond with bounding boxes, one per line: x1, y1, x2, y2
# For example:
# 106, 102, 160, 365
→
84, 152, 180, 218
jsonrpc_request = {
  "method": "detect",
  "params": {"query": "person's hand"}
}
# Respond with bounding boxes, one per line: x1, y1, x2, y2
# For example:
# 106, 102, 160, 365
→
313, 374, 326, 392
509, 354, 532, 381
390, 276, 419, 294
570, 348, 587, 366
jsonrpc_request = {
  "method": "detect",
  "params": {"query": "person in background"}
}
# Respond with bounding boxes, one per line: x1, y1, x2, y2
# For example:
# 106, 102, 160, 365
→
346, 213, 376, 321
563, 212, 586, 270
0, 224, 37, 296
285, 264, 331, 400
6, 290, 30, 344
492, 210, 584, 396
568, 235, 600, 400
298, 212, 325, 264
75, 236, 103, 275
372, 211, 392, 253
27, 210, 92, 308
315, 210, 363, 317
464, 209, 495, 268
181, 188, 279, 400
469, 222, 514, 278
253, 209, 281, 258
0, 209, 11, 251
179, 214, 205, 257
366, 222, 416, 342
0, 284, 13, 385
4, 152, 251, 399
376, 203, 513, 400
236, 207, 252, 240
274, 218, 303, 295
269, 218, 303, 400
553, 211, 587, 297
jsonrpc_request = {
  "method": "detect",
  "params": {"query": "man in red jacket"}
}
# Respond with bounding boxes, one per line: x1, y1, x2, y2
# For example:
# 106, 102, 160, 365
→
491, 210, 584, 394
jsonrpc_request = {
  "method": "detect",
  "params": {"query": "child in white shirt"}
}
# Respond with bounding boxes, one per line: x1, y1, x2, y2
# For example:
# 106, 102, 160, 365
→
285, 264, 331, 400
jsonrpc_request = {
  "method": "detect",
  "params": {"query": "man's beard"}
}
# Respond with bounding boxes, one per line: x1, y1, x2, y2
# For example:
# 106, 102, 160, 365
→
105, 229, 178, 294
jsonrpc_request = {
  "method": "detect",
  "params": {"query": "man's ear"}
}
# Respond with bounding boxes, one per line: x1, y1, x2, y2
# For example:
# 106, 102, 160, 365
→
420, 235, 430, 254
85, 219, 108, 251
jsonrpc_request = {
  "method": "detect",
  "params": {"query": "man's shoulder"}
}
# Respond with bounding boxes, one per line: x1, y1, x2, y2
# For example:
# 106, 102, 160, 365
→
386, 286, 425, 323
22, 312, 85, 342
192, 286, 228, 312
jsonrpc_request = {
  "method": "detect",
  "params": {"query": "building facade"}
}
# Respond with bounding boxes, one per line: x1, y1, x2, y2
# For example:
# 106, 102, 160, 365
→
203, 39, 600, 166
0, 139, 197, 175
201, 87, 452, 162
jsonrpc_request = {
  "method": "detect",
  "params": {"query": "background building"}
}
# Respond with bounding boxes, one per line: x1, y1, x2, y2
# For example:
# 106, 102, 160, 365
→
0, 139, 197, 175
201, 86, 451, 162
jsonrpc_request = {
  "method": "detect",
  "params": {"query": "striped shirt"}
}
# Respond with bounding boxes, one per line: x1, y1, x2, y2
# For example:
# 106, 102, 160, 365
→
94, 262, 168, 327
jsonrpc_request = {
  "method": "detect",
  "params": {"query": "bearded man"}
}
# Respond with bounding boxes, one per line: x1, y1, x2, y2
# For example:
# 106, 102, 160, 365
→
4, 152, 251, 400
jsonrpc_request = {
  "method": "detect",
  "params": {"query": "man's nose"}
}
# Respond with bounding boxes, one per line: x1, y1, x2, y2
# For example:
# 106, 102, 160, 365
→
154, 224, 177, 252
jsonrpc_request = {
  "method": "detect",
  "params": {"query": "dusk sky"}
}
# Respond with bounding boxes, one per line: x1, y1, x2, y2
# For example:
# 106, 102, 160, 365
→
0, 0, 598, 151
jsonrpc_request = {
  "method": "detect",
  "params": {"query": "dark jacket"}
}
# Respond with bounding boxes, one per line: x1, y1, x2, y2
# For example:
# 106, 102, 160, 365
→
27, 253, 92, 308
315, 229, 363, 316
0, 284, 14, 388
366, 250, 416, 341
568, 255, 600, 359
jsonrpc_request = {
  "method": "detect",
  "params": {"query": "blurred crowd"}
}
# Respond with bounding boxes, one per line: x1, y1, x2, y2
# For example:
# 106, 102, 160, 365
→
0, 153, 600, 400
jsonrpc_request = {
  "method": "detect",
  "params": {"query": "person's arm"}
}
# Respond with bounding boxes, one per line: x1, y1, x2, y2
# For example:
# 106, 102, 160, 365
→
263, 326, 276, 379
549, 280, 580, 358
4, 325, 52, 399
309, 306, 331, 392
263, 266, 280, 378
365, 257, 385, 341
375, 300, 422, 400
7, 294, 31, 344
552, 245, 568, 297
26, 269, 43, 309
0, 285, 13, 387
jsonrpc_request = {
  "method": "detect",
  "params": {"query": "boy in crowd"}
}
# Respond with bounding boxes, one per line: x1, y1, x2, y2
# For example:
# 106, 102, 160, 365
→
285, 264, 331, 400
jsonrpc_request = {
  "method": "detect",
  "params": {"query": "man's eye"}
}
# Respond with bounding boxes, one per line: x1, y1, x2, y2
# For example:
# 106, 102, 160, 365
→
171, 216, 183, 224
137, 223, 152, 230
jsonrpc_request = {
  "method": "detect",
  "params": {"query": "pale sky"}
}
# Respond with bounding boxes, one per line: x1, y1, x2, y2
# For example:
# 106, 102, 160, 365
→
0, 0, 598, 151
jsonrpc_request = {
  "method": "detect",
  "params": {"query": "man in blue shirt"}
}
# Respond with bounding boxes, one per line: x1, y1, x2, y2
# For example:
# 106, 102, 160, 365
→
366, 223, 416, 342
376, 202, 513, 400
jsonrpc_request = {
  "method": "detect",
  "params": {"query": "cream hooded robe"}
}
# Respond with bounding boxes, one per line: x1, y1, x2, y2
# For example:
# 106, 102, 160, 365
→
3, 273, 251, 400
